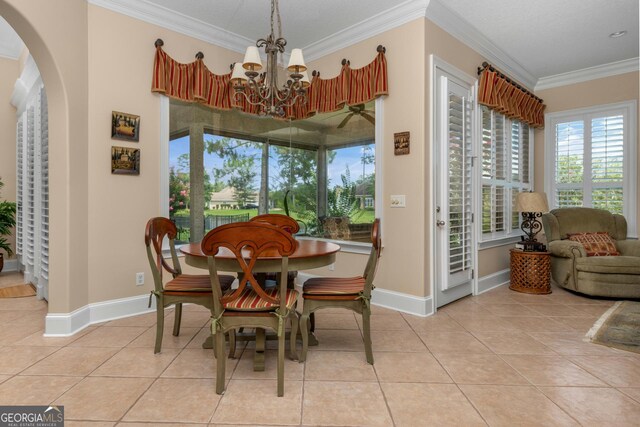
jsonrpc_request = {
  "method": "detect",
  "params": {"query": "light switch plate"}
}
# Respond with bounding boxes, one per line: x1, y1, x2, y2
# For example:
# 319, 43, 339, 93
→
390, 195, 406, 208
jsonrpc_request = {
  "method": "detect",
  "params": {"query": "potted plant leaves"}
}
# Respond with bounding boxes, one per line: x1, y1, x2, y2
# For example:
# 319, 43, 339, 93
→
0, 177, 16, 273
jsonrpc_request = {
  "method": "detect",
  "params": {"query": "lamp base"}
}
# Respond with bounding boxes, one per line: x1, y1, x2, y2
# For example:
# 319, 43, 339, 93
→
516, 238, 546, 252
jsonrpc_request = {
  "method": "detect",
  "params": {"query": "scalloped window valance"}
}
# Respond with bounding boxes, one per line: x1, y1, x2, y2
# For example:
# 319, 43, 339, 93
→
151, 41, 388, 120
478, 66, 546, 128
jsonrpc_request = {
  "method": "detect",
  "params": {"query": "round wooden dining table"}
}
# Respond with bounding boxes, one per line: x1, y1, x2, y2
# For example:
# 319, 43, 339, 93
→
179, 238, 340, 369
179, 239, 341, 272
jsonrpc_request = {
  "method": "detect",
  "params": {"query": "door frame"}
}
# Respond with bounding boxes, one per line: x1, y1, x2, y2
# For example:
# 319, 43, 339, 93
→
429, 55, 479, 312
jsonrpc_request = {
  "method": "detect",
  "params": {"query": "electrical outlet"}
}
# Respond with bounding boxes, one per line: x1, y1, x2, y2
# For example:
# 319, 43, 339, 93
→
328, 263, 335, 271
136, 272, 144, 286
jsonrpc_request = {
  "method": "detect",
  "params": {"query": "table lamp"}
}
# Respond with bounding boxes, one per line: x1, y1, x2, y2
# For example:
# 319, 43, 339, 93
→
515, 191, 549, 250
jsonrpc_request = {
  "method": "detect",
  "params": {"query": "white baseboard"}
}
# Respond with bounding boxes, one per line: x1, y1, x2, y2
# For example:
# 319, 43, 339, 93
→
1, 259, 18, 272
297, 272, 434, 318
371, 288, 434, 317
477, 268, 510, 294
44, 294, 156, 336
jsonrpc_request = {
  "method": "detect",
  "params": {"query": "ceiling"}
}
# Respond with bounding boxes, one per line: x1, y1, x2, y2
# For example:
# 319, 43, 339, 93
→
1, 0, 638, 87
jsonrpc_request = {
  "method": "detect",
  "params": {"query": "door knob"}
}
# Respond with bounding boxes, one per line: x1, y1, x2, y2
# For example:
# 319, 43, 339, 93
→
436, 220, 446, 226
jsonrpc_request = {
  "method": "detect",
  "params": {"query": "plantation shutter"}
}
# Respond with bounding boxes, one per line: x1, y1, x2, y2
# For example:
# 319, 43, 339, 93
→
14, 81, 49, 299
25, 106, 35, 271
554, 120, 584, 207
480, 106, 532, 241
591, 115, 623, 214
447, 91, 473, 275
40, 88, 49, 286
16, 118, 24, 256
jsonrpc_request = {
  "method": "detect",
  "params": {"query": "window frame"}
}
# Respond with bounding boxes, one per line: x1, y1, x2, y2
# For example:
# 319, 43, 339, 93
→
160, 96, 384, 253
544, 100, 638, 238
478, 106, 533, 246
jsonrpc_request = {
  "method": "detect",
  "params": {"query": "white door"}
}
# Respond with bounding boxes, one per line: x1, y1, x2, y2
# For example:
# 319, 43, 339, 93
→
434, 67, 475, 308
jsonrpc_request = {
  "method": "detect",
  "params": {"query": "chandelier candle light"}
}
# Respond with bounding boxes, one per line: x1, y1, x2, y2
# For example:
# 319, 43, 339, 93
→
231, 0, 310, 117
516, 191, 549, 251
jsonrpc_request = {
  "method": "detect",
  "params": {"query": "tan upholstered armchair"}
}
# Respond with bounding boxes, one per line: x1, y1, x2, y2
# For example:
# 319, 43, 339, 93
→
541, 207, 640, 298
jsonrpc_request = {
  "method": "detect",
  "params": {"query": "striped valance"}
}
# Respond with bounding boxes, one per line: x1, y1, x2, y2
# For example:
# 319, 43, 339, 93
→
478, 66, 545, 128
151, 41, 388, 120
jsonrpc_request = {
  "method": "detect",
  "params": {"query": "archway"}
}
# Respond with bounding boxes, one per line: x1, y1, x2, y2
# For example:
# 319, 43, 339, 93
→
0, 1, 89, 330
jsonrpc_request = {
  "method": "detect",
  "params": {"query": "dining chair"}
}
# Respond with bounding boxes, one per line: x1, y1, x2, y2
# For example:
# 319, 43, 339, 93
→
249, 213, 300, 235
201, 221, 300, 396
145, 217, 235, 354
299, 218, 381, 364
249, 213, 300, 288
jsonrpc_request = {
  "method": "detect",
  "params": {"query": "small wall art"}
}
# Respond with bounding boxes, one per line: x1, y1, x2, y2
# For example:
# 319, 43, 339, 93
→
394, 131, 410, 155
111, 146, 140, 175
111, 111, 140, 142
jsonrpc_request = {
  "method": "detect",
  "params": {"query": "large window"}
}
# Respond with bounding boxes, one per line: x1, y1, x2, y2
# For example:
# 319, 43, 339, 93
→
480, 106, 532, 241
545, 101, 637, 236
167, 100, 376, 244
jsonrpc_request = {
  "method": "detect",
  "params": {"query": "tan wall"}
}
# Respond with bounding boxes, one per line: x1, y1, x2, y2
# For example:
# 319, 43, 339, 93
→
1, 0, 89, 312
0, 57, 19, 259
307, 19, 428, 296
87, 6, 241, 303
534, 72, 640, 234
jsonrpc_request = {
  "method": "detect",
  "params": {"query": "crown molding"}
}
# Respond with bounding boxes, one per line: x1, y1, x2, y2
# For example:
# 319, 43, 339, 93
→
425, 0, 537, 90
88, 0, 252, 55
302, 0, 430, 62
535, 57, 640, 91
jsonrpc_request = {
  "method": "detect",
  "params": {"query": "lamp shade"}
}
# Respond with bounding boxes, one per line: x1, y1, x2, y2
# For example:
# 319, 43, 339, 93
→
516, 191, 549, 213
242, 46, 263, 71
300, 70, 310, 88
230, 62, 248, 84
287, 48, 307, 72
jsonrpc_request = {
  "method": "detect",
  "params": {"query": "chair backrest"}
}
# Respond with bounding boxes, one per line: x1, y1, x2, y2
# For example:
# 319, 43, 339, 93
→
249, 213, 300, 235
362, 218, 382, 297
542, 207, 627, 243
144, 217, 182, 291
201, 221, 297, 314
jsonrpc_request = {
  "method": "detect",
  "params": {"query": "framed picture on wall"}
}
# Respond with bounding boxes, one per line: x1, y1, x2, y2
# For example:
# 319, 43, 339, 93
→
111, 146, 140, 175
111, 111, 140, 142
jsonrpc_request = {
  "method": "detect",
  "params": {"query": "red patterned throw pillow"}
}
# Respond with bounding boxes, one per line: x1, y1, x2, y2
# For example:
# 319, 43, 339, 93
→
568, 232, 620, 256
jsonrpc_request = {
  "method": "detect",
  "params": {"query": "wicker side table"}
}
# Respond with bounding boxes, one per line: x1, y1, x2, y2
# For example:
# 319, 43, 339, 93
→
509, 249, 551, 294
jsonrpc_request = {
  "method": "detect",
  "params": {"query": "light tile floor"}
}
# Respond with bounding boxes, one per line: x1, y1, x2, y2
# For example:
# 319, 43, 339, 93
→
1, 270, 640, 426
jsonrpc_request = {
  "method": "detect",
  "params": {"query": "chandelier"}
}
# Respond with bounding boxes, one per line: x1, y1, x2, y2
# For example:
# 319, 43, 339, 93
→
230, 0, 309, 117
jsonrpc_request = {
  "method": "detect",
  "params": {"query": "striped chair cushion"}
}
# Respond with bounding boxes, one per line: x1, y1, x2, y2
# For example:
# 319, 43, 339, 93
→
303, 276, 366, 296
223, 287, 298, 311
165, 274, 235, 293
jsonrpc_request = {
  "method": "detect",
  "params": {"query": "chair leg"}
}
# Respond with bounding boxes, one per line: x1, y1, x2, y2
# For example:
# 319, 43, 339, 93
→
309, 311, 316, 333
299, 311, 310, 363
228, 330, 237, 359
154, 298, 165, 354
288, 311, 299, 360
173, 303, 183, 336
277, 331, 285, 397
362, 307, 374, 365
215, 331, 226, 395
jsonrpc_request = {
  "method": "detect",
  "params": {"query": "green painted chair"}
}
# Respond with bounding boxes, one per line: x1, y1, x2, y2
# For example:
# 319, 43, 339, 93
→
201, 221, 300, 396
145, 217, 235, 354
299, 218, 381, 364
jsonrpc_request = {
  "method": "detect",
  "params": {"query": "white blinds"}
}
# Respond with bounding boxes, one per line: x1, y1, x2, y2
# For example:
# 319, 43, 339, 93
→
481, 106, 532, 240
16, 119, 24, 256
40, 89, 49, 283
447, 93, 472, 274
15, 84, 49, 298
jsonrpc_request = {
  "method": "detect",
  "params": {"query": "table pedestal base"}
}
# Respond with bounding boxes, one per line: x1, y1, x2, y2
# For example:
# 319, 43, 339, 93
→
201, 328, 317, 370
